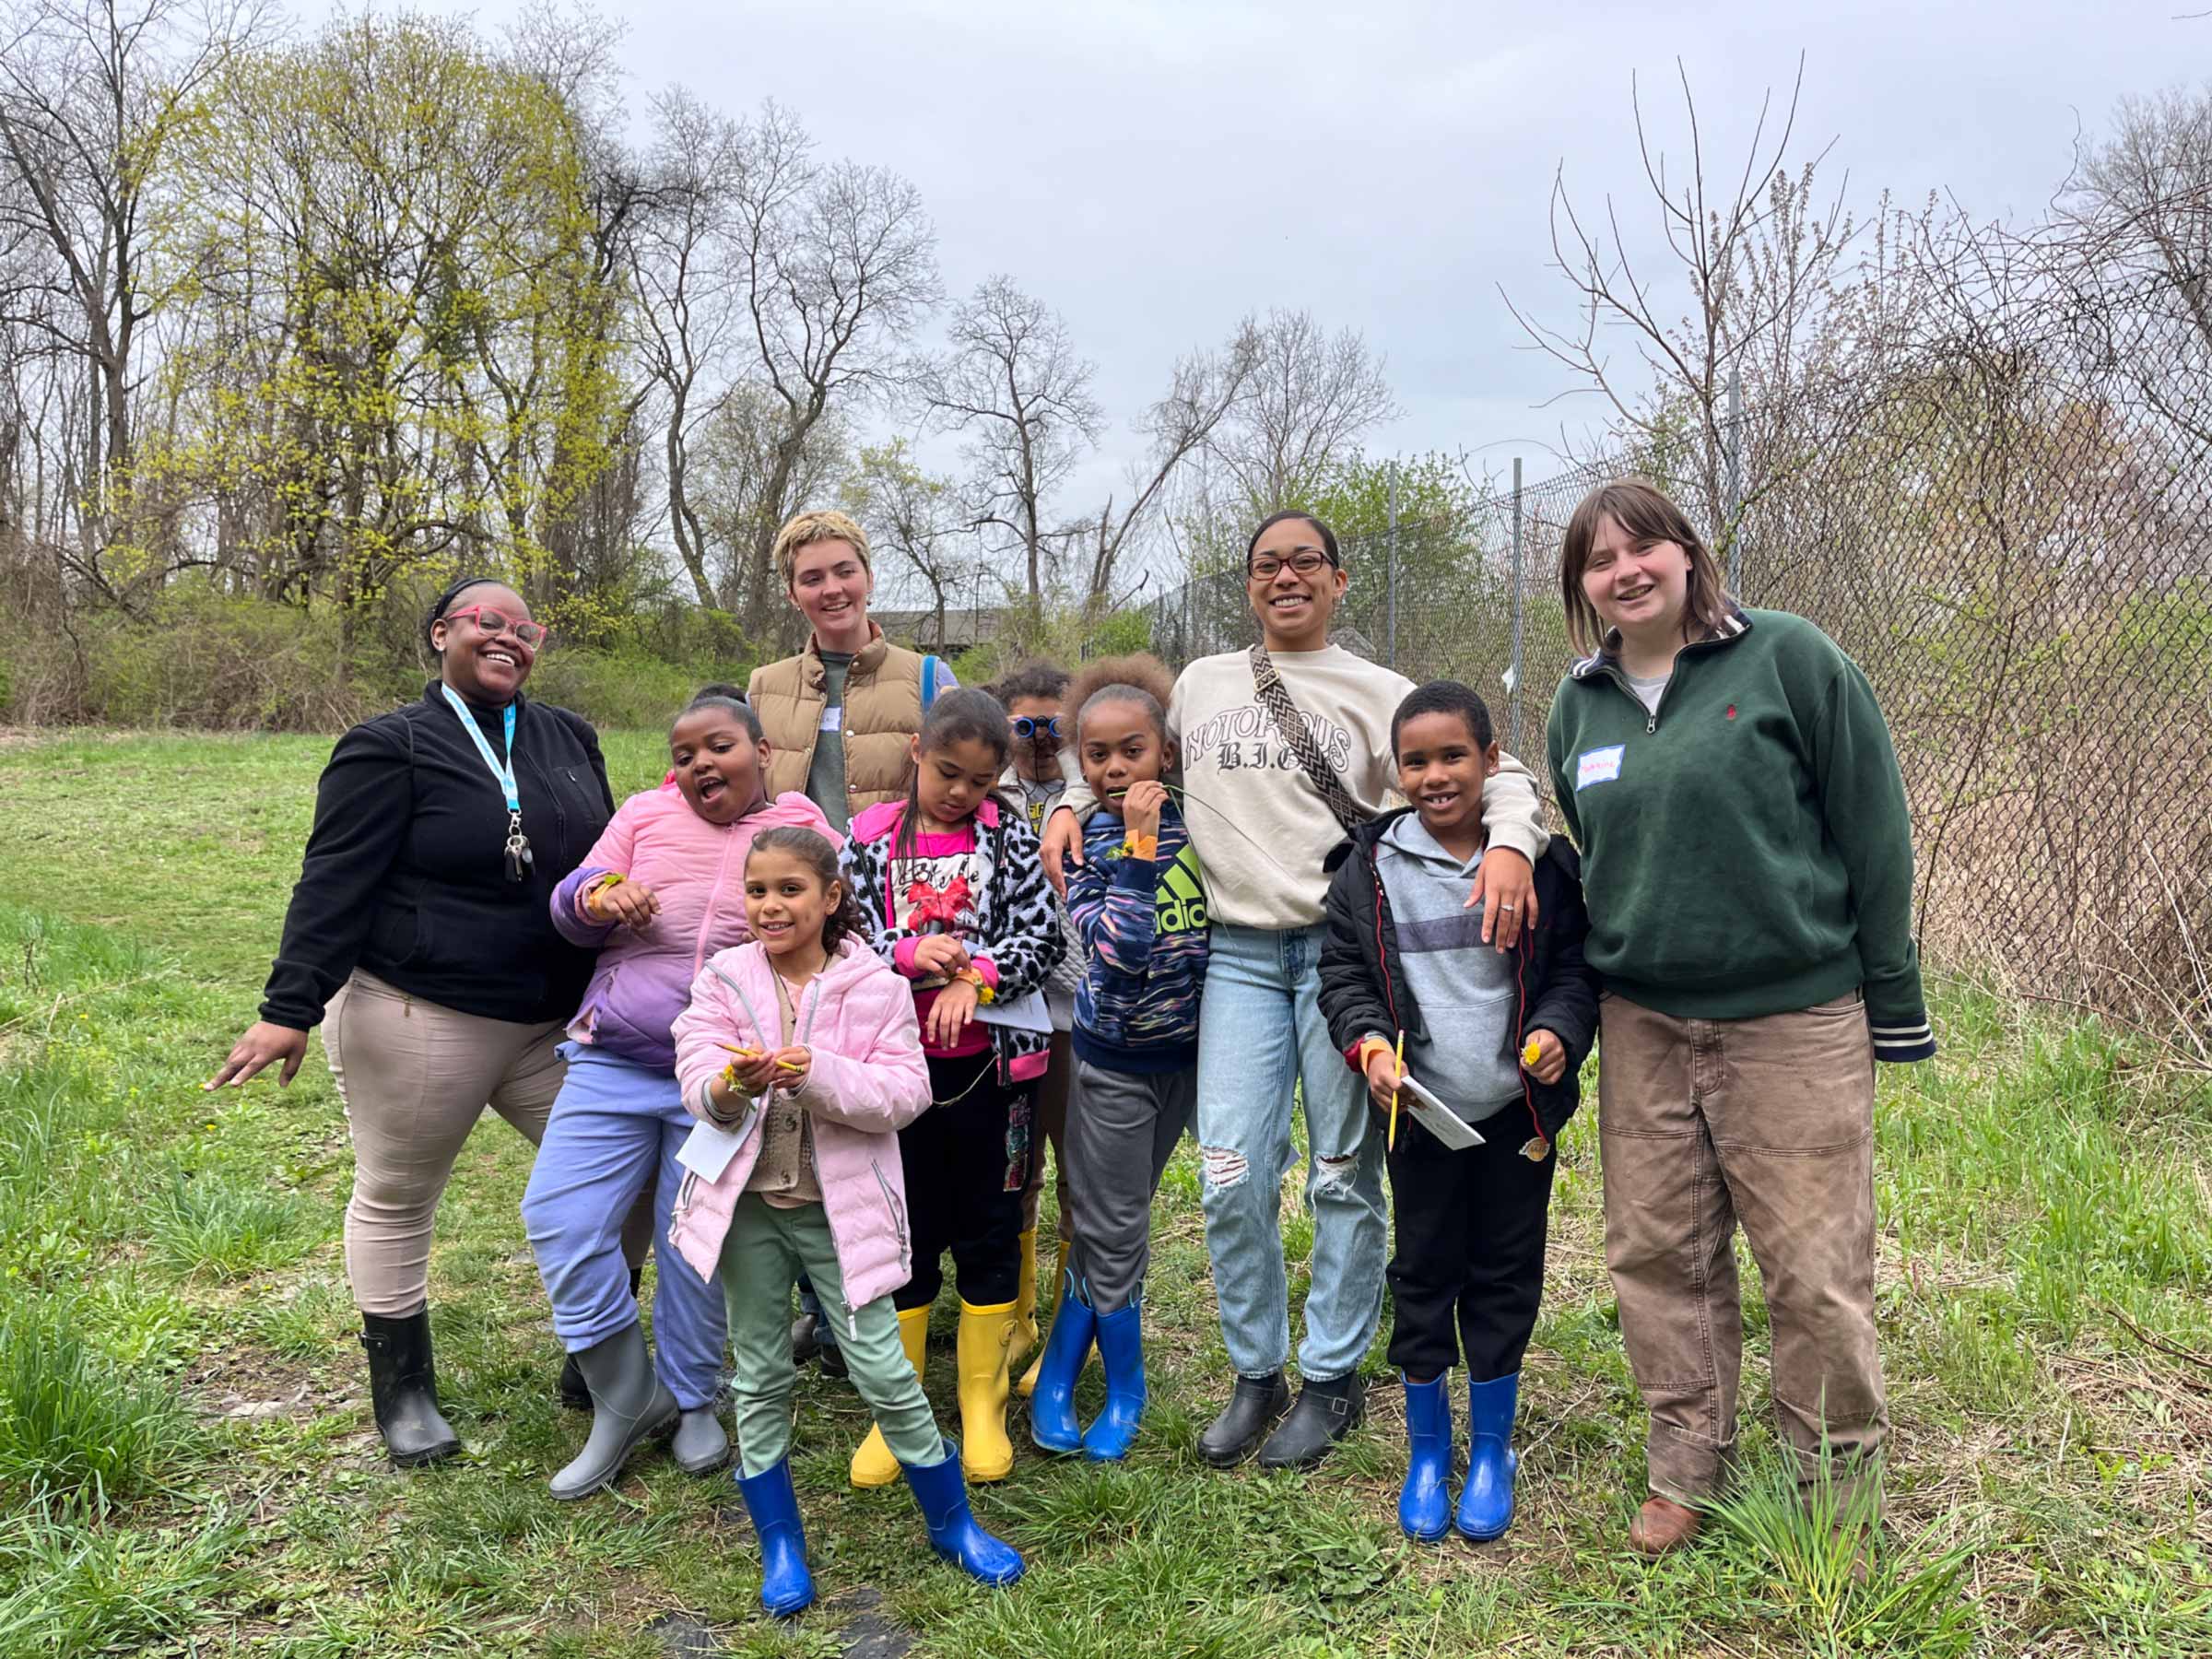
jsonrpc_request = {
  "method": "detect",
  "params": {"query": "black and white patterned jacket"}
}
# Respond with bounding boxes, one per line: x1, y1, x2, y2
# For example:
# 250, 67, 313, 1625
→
840, 792, 1065, 1087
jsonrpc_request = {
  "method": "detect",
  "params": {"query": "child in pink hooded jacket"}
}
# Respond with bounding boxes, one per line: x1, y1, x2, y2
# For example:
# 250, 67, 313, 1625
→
669, 826, 1024, 1617
522, 688, 832, 1501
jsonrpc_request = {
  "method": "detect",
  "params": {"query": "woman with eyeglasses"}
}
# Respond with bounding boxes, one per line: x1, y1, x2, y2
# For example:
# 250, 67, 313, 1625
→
1039, 512, 1549, 1471
207, 576, 618, 1467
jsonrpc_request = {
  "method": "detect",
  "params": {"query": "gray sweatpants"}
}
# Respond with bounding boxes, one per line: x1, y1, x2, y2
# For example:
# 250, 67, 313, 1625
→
1065, 1060, 1196, 1313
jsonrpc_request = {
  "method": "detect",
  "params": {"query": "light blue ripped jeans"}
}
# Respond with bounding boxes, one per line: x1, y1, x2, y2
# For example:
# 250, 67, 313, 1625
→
1195, 922, 1387, 1382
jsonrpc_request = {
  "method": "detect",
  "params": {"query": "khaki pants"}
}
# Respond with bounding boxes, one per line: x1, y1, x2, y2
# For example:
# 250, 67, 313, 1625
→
324, 971, 577, 1316
1598, 991, 1886, 1506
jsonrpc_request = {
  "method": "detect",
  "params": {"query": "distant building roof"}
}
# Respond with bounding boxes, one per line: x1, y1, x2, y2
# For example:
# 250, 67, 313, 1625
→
874, 606, 1008, 652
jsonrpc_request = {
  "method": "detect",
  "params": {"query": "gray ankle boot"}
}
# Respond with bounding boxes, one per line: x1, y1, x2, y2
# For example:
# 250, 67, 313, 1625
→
549, 1324, 679, 1500
671, 1406, 730, 1476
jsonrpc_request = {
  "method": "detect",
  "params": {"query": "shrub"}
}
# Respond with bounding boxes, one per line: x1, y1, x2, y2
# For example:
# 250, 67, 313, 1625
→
0, 1507, 241, 1654
0, 1301, 200, 1512
81, 582, 374, 731
147, 1173, 311, 1282
524, 646, 740, 730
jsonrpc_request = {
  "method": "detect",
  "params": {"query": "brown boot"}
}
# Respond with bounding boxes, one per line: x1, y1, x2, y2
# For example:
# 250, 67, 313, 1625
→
1629, 1496, 1703, 1556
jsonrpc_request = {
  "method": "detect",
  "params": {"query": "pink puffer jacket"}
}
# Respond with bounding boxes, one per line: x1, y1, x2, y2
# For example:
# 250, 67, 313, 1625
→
667, 935, 929, 1319
551, 789, 836, 1070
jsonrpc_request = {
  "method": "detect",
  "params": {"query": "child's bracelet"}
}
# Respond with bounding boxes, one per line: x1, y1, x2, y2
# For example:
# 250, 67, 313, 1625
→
953, 966, 995, 1005
1357, 1036, 1394, 1070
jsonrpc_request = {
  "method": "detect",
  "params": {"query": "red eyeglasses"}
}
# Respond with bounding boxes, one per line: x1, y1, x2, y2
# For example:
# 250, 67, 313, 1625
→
443, 606, 548, 650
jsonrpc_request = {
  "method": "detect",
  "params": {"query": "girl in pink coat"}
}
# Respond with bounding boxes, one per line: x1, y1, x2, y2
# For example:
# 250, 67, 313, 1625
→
670, 827, 1023, 1616
524, 689, 832, 1500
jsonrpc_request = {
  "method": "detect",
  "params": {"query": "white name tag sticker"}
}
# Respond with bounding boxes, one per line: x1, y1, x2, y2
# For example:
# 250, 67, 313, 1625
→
1575, 744, 1626, 791
818, 706, 843, 733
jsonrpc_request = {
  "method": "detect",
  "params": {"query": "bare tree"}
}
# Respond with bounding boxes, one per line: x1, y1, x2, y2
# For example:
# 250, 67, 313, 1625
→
688, 379, 853, 607
841, 438, 970, 645
1503, 57, 1861, 534
1074, 322, 1261, 606
1205, 308, 1397, 513
726, 101, 939, 641
2059, 85, 2212, 445
628, 87, 751, 609
915, 276, 1102, 607
0, 0, 269, 577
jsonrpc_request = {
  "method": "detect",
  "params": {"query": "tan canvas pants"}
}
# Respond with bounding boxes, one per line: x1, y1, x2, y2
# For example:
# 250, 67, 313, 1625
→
1598, 991, 1887, 1507
324, 971, 623, 1316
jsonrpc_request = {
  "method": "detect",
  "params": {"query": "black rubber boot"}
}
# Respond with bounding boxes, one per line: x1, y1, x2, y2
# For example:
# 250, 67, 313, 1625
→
361, 1310, 462, 1468
1196, 1371, 1290, 1467
1258, 1371, 1366, 1471
560, 1265, 644, 1410
791, 1311, 822, 1367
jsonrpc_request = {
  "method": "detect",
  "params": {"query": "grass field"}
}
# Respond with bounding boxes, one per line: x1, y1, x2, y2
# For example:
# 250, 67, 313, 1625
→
2, 728, 2210, 1657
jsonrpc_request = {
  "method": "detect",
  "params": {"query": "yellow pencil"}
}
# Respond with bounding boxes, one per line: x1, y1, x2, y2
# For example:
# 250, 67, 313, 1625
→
1388, 1030, 1406, 1152
718, 1041, 804, 1074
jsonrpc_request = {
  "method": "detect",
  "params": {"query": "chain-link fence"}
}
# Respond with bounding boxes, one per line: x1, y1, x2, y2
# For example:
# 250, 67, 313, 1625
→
1136, 383, 2212, 1056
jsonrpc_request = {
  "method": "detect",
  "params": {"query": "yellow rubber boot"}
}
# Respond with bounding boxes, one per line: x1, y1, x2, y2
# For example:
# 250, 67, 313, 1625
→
1008, 1230, 1040, 1391
849, 1306, 930, 1489
956, 1299, 1018, 1483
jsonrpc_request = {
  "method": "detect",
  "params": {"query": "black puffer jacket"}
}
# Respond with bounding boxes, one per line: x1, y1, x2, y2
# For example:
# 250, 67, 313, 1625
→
259, 684, 615, 1030
1316, 809, 1598, 1150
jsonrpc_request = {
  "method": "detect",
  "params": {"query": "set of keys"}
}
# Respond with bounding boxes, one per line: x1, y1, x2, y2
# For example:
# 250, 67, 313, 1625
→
503, 810, 534, 884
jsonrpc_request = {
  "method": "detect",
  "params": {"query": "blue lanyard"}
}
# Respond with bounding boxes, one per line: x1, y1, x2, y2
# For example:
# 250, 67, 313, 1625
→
440, 684, 521, 814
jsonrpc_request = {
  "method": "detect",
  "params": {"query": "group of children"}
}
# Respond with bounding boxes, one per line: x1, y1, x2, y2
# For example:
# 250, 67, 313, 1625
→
528, 647, 1596, 1618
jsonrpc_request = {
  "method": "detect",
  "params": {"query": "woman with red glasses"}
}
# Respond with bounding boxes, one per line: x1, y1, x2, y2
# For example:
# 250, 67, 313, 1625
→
208, 576, 619, 1468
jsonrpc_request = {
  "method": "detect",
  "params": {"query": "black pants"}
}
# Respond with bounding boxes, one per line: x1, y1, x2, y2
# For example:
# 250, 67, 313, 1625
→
1385, 1108, 1557, 1382
892, 1051, 1030, 1312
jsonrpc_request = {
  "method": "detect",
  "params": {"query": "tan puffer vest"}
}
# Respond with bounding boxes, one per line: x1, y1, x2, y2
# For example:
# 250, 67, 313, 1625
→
747, 628, 926, 818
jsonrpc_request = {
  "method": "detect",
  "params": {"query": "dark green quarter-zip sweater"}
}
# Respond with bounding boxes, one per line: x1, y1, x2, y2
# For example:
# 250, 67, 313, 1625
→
1544, 608, 1936, 1062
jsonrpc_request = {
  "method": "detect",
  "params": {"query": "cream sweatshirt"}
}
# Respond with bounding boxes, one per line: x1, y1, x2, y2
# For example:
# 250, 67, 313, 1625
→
1058, 646, 1547, 930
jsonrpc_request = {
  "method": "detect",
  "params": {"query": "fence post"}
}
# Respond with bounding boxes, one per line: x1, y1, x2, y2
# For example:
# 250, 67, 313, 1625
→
1511, 456, 1525, 757
1386, 458, 1400, 670
1725, 361, 1745, 594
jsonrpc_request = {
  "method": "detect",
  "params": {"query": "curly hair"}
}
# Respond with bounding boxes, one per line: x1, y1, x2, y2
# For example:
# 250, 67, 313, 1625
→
771, 509, 872, 590
1067, 653, 1176, 744
745, 827, 867, 957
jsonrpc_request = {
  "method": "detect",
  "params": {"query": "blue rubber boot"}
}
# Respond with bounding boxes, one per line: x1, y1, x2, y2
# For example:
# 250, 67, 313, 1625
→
1455, 1371, 1520, 1541
734, 1458, 815, 1618
901, 1442, 1025, 1586
1399, 1371, 1453, 1542
1028, 1270, 1095, 1455
1080, 1302, 1146, 1462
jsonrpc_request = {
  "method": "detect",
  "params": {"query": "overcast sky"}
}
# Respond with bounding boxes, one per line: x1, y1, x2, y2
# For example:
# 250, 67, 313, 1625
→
431, 0, 2200, 505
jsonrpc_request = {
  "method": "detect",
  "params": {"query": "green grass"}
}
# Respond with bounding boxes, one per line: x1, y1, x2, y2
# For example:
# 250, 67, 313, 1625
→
0, 727, 2208, 1654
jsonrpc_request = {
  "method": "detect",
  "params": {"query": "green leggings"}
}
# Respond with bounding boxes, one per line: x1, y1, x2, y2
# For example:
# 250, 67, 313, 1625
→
718, 1194, 946, 1478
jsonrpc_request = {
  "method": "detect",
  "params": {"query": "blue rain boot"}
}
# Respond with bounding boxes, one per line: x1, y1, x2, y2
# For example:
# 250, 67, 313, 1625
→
1081, 1301, 1146, 1462
1028, 1270, 1095, 1455
900, 1441, 1025, 1586
734, 1458, 814, 1618
1455, 1371, 1520, 1541
1399, 1372, 1453, 1542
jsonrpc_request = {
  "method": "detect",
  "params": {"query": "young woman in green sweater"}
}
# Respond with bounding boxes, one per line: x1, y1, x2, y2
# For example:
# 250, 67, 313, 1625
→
1545, 480, 1936, 1557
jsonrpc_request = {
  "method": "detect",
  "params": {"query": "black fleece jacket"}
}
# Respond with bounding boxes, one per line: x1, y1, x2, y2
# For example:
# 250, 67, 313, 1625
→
259, 683, 615, 1030
1317, 809, 1599, 1149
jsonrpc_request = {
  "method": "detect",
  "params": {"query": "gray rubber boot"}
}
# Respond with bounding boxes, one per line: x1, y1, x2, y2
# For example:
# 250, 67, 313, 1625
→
549, 1323, 679, 1500
672, 1406, 730, 1476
